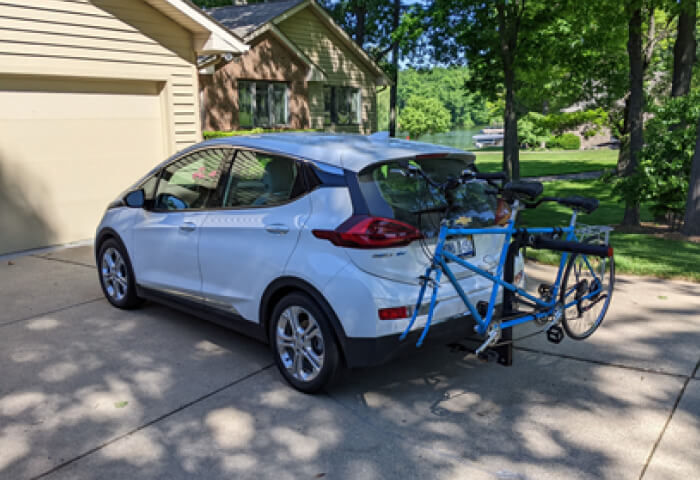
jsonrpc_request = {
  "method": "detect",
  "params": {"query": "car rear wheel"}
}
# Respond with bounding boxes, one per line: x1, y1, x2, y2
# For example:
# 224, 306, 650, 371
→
97, 239, 141, 309
269, 293, 340, 393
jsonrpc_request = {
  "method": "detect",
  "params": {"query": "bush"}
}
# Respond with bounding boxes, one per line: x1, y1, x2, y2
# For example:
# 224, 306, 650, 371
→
398, 96, 451, 139
537, 108, 608, 136
546, 133, 581, 150
615, 91, 700, 219
203, 128, 320, 139
518, 112, 551, 148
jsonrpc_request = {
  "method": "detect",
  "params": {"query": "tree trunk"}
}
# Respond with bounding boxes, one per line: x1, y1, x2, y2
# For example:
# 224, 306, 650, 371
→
503, 68, 520, 180
622, 5, 644, 226
353, 4, 367, 47
671, 0, 697, 97
388, 0, 400, 137
681, 118, 700, 235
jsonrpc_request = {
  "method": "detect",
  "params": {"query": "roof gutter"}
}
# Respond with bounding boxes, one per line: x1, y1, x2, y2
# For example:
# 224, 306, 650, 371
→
143, 0, 249, 55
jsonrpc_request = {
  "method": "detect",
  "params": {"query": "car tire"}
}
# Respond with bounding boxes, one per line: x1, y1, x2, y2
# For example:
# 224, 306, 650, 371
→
97, 238, 142, 309
269, 292, 340, 393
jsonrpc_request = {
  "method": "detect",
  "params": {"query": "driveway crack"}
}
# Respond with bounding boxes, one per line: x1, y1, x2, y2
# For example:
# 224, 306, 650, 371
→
31, 364, 274, 480
638, 356, 700, 479
0, 298, 104, 328
31, 255, 95, 270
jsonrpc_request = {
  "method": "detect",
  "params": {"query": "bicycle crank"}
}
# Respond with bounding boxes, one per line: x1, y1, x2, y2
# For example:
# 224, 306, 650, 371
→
475, 324, 501, 358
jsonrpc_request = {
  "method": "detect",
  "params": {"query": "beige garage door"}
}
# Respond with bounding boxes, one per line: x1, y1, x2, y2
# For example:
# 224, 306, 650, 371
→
0, 77, 167, 255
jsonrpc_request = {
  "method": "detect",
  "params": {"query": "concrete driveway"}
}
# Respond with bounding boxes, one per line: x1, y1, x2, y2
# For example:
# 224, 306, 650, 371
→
0, 246, 698, 480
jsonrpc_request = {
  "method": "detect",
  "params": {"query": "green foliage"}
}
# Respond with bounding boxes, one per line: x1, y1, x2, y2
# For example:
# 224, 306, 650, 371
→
517, 109, 607, 149
398, 96, 451, 139
625, 92, 700, 218
203, 128, 320, 140
517, 113, 550, 148
537, 109, 608, 136
546, 133, 581, 150
399, 67, 495, 128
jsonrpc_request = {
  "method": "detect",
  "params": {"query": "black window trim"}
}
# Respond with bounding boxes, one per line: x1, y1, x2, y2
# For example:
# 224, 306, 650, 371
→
238, 80, 290, 129
323, 85, 362, 127
145, 145, 350, 213
150, 146, 237, 213
215, 147, 311, 211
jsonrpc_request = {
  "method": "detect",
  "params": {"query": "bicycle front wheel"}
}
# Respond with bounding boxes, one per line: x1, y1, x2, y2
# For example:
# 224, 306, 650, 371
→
559, 240, 615, 340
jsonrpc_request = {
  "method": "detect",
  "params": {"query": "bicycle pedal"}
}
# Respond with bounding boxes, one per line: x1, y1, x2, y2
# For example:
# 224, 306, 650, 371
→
546, 325, 565, 344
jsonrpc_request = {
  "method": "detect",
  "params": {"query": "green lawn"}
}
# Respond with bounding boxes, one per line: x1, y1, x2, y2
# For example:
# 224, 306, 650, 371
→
475, 149, 618, 177
517, 179, 700, 282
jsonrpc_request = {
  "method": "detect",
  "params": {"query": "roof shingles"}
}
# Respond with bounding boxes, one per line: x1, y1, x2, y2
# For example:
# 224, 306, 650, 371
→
207, 0, 305, 38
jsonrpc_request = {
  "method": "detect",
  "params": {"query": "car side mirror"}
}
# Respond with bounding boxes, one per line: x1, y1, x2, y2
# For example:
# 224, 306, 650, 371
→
124, 189, 145, 208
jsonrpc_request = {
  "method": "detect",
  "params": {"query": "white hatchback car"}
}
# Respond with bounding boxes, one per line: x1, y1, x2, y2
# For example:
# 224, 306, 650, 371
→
96, 133, 523, 392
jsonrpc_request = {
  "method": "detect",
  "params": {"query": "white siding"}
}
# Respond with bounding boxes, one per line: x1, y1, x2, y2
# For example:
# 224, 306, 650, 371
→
0, 0, 202, 150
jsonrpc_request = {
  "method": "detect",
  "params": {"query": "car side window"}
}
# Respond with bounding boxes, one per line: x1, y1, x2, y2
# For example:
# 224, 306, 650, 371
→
222, 150, 304, 208
155, 148, 231, 211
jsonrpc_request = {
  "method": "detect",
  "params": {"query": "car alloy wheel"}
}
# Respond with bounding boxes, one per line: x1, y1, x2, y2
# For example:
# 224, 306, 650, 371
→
101, 247, 129, 302
275, 306, 325, 383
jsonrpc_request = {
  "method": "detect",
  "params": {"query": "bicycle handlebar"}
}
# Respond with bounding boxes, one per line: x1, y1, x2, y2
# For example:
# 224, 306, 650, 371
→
532, 237, 613, 257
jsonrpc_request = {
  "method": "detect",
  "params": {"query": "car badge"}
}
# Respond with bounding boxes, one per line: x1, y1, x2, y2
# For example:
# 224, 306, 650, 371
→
453, 216, 472, 226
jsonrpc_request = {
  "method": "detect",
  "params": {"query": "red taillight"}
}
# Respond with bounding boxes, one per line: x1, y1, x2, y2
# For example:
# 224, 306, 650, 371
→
415, 153, 448, 159
378, 306, 410, 320
494, 198, 511, 225
312, 215, 423, 249
607, 246, 614, 257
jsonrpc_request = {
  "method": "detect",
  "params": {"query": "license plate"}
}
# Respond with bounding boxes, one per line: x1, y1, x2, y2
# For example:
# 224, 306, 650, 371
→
444, 235, 475, 260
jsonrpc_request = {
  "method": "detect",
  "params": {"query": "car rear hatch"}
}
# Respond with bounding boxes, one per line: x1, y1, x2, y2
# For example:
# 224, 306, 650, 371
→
316, 153, 507, 287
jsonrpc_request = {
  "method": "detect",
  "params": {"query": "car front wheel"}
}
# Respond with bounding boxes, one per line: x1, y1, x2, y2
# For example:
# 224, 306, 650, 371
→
269, 293, 340, 393
97, 239, 141, 309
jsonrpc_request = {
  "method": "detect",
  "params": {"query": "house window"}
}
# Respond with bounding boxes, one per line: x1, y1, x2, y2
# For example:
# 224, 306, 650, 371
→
323, 86, 361, 125
238, 81, 288, 128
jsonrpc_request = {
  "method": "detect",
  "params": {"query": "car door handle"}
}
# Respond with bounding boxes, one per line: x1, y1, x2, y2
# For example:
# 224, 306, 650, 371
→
265, 224, 289, 235
179, 222, 197, 232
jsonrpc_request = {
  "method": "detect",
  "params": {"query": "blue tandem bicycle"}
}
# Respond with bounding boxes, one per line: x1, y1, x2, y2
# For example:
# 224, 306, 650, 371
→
397, 165, 615, 358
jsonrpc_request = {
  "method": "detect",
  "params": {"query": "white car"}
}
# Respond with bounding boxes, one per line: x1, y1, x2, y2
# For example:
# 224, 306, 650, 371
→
95, 133, 523, 392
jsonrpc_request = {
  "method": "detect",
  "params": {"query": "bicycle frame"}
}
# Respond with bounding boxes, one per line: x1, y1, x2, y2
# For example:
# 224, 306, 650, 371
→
401, 200, 605, 347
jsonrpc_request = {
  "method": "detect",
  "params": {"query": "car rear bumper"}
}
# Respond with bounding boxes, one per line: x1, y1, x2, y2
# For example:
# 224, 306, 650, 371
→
339, 311, 485, 368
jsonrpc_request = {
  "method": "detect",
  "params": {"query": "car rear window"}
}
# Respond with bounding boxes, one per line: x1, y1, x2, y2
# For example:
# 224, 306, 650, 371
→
357, 157, 497, 238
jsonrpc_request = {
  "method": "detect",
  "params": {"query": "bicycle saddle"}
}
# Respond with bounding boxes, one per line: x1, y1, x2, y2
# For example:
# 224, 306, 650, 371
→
558, 195, 599, 214
503, 181, 544, 200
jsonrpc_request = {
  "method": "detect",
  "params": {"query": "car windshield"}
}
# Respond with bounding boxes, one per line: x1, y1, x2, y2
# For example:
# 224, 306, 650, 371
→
358, 157, 497, 238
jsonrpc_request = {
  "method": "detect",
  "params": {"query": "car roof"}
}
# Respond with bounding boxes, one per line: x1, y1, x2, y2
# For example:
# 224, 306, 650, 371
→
192, 132, 475, 172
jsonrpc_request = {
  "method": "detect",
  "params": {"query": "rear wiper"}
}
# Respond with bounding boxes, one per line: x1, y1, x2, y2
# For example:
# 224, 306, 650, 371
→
411, 206, 449, 215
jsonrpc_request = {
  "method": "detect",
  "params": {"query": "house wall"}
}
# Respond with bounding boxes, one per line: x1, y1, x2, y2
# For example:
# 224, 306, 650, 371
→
200, 33, 310, 131
0, 0, 205, 253
277, 7, 378, 134
0, 0, 202, 152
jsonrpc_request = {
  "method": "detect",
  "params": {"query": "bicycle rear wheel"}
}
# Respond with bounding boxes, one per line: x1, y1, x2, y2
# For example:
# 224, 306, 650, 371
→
559, 240, 615, 340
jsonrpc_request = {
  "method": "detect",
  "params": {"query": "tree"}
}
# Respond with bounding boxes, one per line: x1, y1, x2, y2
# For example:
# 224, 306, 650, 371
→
426, 0, 580, 180
621, 1, 646, 226
321, 1, 423, 137
389, 0, 400, 137
398, 96, 451, 139
682, 117, 700, 235
671, 0, 697, 97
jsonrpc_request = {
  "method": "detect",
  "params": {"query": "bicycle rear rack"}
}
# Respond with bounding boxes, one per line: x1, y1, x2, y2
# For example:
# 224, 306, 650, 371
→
575, 224, 613, 245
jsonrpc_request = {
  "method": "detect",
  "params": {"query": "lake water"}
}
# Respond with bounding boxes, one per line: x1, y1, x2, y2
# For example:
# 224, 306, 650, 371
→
412, 128, 485, 150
